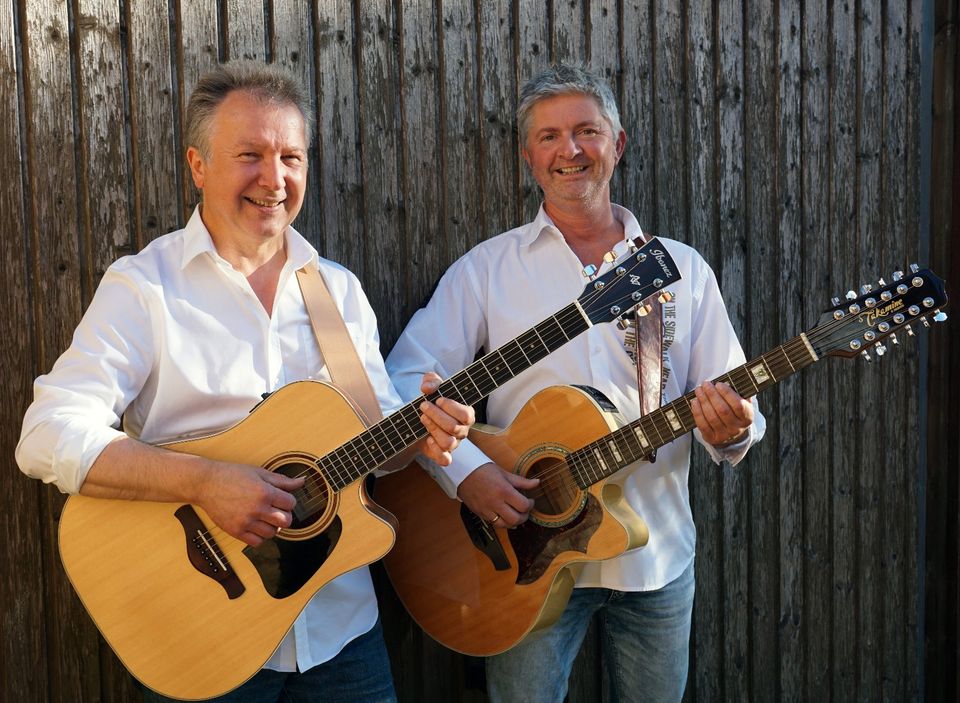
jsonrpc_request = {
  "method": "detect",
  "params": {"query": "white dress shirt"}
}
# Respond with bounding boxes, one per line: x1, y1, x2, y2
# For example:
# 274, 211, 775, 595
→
386, 204, 765, 592
17, 207, 401, 672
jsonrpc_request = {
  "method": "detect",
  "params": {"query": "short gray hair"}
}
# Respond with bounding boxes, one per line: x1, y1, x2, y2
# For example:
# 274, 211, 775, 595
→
517, 63, 622, 144
185, 61, 313, 158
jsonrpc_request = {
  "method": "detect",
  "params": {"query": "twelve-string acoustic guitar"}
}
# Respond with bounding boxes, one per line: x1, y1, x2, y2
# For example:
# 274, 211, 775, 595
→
377, 266, 948, 657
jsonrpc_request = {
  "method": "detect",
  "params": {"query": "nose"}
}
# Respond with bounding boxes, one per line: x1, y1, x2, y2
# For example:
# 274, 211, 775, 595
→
259, 155, 285, 191
557, 133, 582, 160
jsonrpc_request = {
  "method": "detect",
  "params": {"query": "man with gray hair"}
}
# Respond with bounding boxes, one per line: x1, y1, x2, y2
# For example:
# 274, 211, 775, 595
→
386, 63, 765, 701
17, 61, 475, 702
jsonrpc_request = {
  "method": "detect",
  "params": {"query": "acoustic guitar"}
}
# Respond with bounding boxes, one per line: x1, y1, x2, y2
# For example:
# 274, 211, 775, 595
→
57, 237, 680, 700
377, 267, 948, 656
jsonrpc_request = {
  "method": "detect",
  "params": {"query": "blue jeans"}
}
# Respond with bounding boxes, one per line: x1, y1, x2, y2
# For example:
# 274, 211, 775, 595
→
141, 619, 396, 703
486, 560, 695, 703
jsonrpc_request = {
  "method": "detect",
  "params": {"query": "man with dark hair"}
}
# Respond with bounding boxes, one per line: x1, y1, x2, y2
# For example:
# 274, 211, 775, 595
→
386, 63, 765, 702
17, 61, 474, 702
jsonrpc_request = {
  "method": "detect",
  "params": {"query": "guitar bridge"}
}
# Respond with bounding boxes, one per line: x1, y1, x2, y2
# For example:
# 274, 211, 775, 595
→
460, 504, 510, 571
175, 505, 245, 599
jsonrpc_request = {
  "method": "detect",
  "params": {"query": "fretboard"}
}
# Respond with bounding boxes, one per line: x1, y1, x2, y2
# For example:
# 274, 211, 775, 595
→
567, 333, 820, 488
318, 302, 592, 490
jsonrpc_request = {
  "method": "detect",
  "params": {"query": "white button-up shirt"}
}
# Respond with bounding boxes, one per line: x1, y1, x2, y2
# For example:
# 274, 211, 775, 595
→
17, 207, 401, 671
386, 204, 765, 592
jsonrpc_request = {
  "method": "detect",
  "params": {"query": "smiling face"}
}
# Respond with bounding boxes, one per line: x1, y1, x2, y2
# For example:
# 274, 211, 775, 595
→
187, 89, 308, 250
521, 93, 625, 214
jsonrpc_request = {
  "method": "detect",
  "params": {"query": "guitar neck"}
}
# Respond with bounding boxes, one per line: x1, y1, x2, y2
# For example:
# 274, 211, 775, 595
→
568, 332, 820, 487
320, 303, 591, 490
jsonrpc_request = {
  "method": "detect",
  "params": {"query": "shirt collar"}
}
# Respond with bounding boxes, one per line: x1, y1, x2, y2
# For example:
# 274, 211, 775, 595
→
180, 206, 318, 272
520, 202, 647, 250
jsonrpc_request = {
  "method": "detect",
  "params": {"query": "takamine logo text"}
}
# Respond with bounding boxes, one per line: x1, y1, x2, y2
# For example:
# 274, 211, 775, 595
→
862, 298, 905, 326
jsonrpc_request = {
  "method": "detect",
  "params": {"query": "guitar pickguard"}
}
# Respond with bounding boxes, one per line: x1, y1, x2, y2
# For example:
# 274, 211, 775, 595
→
509, 493, 603, 585
242, 518, 342, 599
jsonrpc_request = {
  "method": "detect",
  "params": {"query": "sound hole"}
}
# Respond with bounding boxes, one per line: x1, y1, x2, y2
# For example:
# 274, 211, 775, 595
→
273, 461, 333, 531
526, 455, 586, 526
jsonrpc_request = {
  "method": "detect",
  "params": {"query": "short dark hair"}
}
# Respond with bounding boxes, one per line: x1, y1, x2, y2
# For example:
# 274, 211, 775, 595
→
517, 63, 622, 144
185, 61, 313, 157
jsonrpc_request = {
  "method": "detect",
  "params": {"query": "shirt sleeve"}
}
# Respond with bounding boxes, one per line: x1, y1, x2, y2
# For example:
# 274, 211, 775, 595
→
683, 255, 766, 466
16, 268, 156, 494
385, 255, 494, 497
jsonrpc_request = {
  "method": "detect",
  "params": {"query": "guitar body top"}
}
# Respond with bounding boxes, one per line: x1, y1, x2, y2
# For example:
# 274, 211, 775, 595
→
377, 385, 649, 656
58, 381, 397, 701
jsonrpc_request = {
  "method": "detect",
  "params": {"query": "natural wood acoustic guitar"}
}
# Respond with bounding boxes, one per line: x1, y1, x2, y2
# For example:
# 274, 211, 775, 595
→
377, 267, 948, 656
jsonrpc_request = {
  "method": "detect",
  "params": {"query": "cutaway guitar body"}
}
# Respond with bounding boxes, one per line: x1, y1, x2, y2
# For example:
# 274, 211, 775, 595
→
378, 385, 649, 656
59, 381, 396, 701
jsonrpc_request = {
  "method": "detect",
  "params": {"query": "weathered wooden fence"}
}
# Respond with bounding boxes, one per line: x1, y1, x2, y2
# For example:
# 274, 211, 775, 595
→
1, 1, 957, 701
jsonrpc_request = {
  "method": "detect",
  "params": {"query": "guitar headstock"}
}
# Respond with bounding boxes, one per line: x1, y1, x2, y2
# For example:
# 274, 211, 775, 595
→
576, 237, 682, 325
810, 267, 948, 360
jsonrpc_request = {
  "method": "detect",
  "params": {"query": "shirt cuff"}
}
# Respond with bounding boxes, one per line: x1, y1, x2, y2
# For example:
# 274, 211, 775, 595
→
414, 438, 490, 499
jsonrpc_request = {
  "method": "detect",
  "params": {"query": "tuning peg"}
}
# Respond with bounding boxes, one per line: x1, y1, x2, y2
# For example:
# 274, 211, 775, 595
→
831, 297, 841, 306
889, 333, 899, 345
860, 350, 872, 363
909, 263, 920, 273
845, 290, 857, 300
904, 324, 915, 337
922, 317, 931, 328
603, 251, 617, 264
861, 284, 873, 294
627, 239, 640, 253
892, 270, 904, 281
877, 277, 887, 286
934, 311, 948, 323
582, 264, 597, 278
874, 342, 887, 356
658, 291, 673, 304
616, 318, 630, 330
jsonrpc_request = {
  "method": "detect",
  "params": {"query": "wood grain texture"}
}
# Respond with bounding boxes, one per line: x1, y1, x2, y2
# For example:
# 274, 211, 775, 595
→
0, 2, 951, 702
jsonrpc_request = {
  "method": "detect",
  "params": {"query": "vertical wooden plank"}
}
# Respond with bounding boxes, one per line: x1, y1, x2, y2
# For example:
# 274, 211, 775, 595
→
829, 1, 860, 698
743, 1, 778, 701
22, 2, 95, 700
879, 1, 919, 700
684, 2, 720, 700
855, 3, 884, 697
799, 1, 834, 698
516, 2, 549, 222
716, 1, 748, 699
128, 0, 182, 249
356, 1, 404, 342
225, 0, 265, 61
75, 0, 131, 286
0, 1, 47, 700
178, 2, 220, 220
621, 0, 655, 230
439, 2, 481, 261
272, 2, 319, 250
397, 0, 441, 339
552, 0, 585, 64
313, 2, 363, 272
775, 1, 805, 698
477, 0, 519, 242
652, 1, 685, 241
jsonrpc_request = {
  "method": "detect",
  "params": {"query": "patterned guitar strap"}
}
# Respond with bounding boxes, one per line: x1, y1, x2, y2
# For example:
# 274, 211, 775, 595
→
623, 231, 663, 463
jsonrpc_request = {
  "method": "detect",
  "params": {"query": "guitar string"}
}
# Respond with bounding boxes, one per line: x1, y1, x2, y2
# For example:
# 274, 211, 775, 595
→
507, 299, 930, 503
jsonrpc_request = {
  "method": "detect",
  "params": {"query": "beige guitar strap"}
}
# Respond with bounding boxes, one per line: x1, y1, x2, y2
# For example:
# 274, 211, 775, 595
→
296, 266, 383, 423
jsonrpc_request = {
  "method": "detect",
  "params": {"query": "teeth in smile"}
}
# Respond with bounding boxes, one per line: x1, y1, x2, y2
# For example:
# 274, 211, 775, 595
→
248, 197, 281, 207
558, 166, 587, 174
